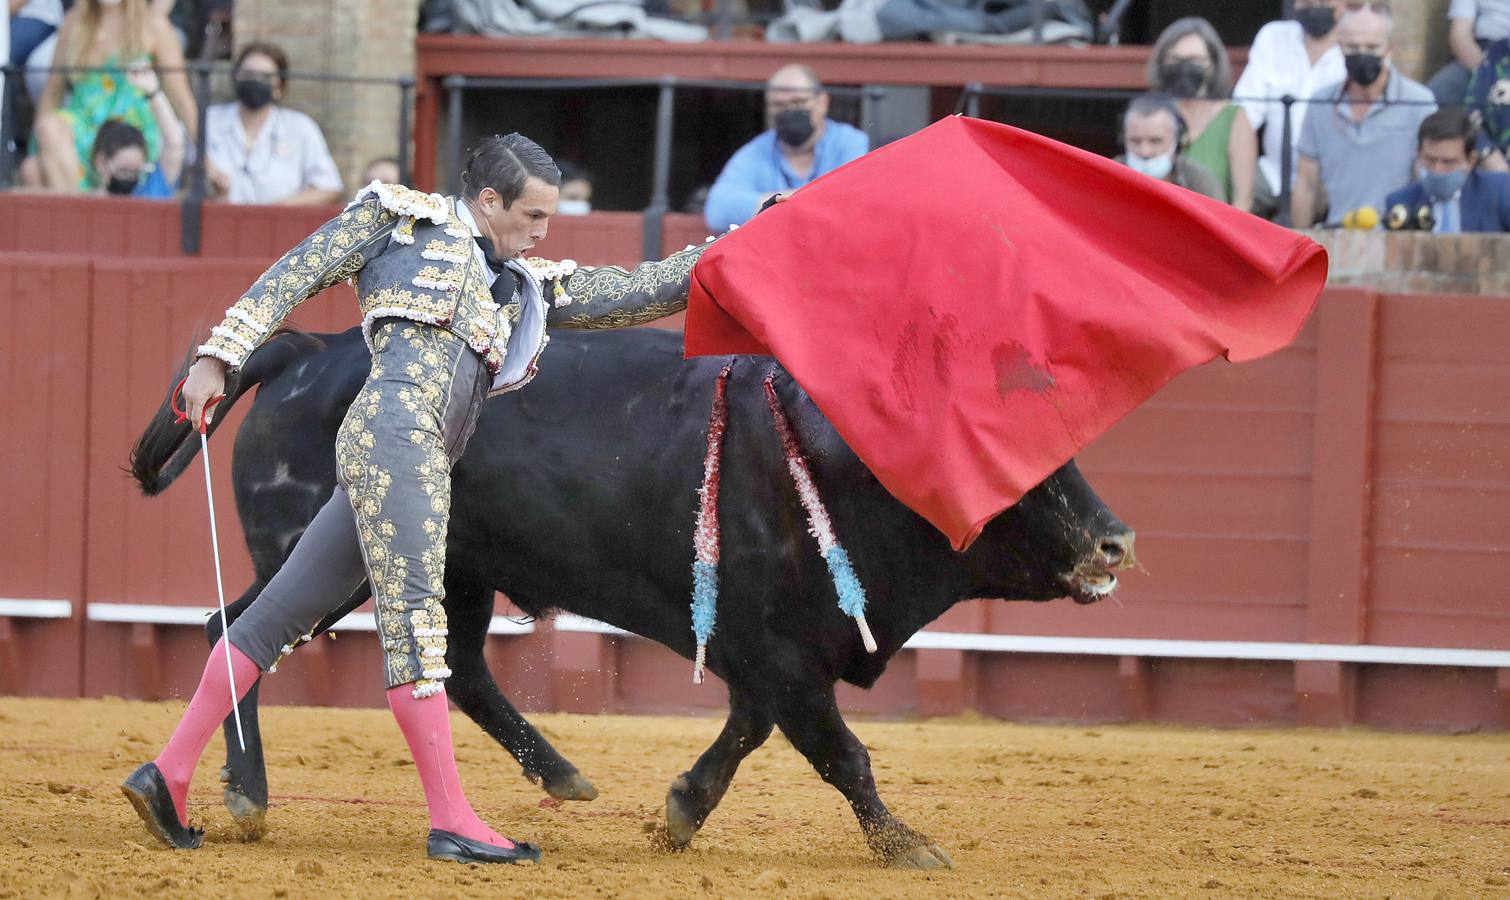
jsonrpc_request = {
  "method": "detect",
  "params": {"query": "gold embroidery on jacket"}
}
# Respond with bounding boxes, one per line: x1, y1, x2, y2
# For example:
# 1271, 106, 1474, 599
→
199, 198, 397, 366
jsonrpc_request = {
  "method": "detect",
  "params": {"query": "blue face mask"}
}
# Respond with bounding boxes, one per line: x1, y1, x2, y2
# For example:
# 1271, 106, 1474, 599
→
1126, 151, 1174, 181
1421, 168, 1468, 202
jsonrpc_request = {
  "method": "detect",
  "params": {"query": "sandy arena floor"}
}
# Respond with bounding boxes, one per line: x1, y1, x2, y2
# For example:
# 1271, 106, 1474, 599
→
0, 697, 1506, 898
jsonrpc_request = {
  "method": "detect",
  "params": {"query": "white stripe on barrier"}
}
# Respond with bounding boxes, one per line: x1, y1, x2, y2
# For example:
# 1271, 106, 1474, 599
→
552, 614, 1509, 668
0, 598, 74, 619
553, 613, 628, 636
69, 605, 1510, 668
83, 603, 535, 635
899, 632, 1510, 668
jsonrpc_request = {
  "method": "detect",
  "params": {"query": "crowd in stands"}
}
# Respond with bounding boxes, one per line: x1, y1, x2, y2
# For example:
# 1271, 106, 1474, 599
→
5, 0, 1510, 235
4, 0, 346, 204
1112, 1, 1509, 234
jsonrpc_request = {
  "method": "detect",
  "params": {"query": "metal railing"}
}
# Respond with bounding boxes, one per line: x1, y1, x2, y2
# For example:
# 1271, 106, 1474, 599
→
0, 62, 414, 253
440, 74, 886, 259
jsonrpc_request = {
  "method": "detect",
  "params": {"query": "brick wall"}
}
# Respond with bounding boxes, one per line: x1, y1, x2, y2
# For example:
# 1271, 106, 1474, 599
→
1391, 0, 1452, 84
234, 0, 419, 194
1308, 229, 1510, 294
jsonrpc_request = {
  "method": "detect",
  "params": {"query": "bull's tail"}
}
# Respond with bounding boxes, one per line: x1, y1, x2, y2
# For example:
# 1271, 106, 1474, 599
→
128, 329, 329, 496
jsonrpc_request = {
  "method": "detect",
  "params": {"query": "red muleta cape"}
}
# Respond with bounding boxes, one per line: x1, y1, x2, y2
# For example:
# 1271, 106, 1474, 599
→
684, 116, 1328, 551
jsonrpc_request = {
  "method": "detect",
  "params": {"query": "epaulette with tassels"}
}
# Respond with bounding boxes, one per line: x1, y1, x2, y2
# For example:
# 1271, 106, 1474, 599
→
349, 180, 450, 245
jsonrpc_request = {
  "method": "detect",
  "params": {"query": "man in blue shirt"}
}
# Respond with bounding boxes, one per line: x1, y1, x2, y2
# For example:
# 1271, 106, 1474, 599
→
704, 64, 869, 231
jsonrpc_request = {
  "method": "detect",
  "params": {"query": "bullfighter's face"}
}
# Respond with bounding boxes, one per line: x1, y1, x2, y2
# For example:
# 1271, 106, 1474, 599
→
478, 176, 560, 258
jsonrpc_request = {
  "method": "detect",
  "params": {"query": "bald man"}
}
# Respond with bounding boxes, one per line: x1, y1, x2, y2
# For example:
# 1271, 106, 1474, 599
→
704, 64, 869, 231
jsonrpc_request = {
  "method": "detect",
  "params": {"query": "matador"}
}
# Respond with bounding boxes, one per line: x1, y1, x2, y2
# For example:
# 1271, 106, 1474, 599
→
122, 133, 711, 864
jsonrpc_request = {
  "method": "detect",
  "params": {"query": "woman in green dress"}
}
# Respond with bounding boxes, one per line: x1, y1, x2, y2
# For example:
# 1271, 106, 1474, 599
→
1148, 16, 1259, 214
24, 0, 195, 192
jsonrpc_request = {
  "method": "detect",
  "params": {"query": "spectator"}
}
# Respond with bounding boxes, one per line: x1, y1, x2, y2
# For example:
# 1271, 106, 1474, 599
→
1147, 16, 1257, 211
557, 161, 593, 215
1292, 6, 1436, 227
204, 42, 344, 205
1384, 107, 1510, 231
86, 61, 183, 198
9, 1, 63, 93
89, 118, 175, 198
1428, 0, 1510, 106
24, 0, 195, 192
1115, 93, 1225, 201
360, 156, 402, 186
704, 64, 868, 232
1234, 0, 1349, 216
1466, 37, 1510, 170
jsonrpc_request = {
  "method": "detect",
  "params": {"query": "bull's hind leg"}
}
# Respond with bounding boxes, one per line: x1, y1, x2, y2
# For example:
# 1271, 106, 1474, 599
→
772, 686, 953, 869
661, 682, 772, 849
212, 579, 373, 838
207, 578, 271, 839
441, 577, 597, 801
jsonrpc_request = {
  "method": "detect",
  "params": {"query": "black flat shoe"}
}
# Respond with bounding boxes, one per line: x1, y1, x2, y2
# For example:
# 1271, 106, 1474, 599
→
426, 829, 541, 865
121, 762, 204, 850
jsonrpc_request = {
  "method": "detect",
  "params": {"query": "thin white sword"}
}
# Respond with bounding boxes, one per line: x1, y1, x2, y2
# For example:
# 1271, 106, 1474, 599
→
188, 394, 246, 752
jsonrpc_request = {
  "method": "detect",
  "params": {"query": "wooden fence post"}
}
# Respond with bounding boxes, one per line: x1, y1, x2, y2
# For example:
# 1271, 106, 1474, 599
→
1299, 289, 1379, 726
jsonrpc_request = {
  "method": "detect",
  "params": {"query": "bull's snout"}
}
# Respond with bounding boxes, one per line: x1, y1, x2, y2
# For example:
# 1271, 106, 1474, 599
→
1096, 531, 1136, 570
1062, 529, 1136, 604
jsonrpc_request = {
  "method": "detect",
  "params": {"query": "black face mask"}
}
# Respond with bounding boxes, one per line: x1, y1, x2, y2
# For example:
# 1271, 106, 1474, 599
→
1293, 6, 1336, 39
1158, 61, 1208, 99
774, 107, 816, 148
235, 78, 275, 111
1344, 53, 1385, 87
106, 173, 140, 195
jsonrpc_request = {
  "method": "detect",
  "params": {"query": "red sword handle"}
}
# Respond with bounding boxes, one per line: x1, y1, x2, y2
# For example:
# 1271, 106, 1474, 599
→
171, 376, 226, 435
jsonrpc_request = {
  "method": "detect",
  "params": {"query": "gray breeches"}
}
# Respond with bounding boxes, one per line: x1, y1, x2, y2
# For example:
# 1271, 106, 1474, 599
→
226, 319, 488, 696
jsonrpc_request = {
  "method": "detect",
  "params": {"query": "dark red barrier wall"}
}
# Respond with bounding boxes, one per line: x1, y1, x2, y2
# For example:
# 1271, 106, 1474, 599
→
2, 196, 1507, 733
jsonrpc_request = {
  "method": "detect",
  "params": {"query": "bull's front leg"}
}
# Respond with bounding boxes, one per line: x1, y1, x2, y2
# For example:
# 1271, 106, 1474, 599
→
771, 685, 953, 869
660, 681, 773, 849
440, 579, 597, 801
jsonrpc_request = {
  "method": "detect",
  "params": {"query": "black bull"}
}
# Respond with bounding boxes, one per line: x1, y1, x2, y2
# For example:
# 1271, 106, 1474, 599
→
131, 326, 1134, 868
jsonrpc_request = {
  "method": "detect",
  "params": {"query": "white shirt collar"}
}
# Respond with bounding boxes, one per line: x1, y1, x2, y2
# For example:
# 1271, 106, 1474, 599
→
451, 197, 499, 287
453, 196, 484, 237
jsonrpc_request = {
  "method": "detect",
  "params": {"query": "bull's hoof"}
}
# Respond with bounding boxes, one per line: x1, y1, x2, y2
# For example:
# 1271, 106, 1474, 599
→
222, 787, 267, 840
543, 770, 598, 802
660, 778, 702, 850
887, 843, 954, 870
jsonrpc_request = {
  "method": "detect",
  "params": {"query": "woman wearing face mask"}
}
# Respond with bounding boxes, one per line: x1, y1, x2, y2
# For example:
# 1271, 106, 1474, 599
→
22, 0, 195, 192
1147, 16, 1258, 213
204, 42, 343, 205
88, 64, 184, 199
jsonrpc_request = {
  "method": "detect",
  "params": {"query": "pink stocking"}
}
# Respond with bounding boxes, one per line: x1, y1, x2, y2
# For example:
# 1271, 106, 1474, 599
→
387, 684, 515, 848
152, 637, 261, 822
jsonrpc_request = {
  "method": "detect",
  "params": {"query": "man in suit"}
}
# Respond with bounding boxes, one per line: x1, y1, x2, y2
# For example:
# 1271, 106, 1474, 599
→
122, 133, 712, 864
1385, 106, 1510, 231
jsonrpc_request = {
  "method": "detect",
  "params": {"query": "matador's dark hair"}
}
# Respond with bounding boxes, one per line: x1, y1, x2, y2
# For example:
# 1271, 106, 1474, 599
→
461, 133, 561, 206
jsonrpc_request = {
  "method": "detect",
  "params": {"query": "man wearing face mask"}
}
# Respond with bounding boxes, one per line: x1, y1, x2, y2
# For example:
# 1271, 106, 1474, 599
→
122, 133, 719, 864
704, 64, 869, 232
1233, 0, 1349, 213
204, 42, 343, 205
1114, 93, 1224, 201
1384, 107, 1510, 231
1292, 5, 1436, 228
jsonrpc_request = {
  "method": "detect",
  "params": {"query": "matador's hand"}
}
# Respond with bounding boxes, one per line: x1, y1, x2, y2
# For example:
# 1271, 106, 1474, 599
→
182, 356, 227, 430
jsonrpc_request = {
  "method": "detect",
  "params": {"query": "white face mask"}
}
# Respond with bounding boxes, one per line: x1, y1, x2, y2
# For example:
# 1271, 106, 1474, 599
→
555, 198, 592, 216
1126, 150, 1174, 181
